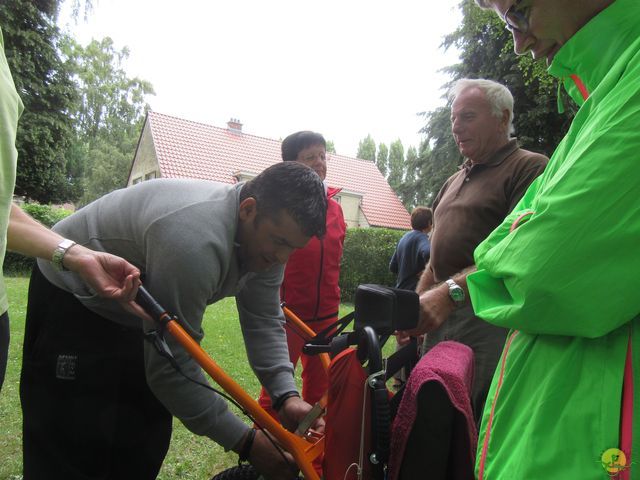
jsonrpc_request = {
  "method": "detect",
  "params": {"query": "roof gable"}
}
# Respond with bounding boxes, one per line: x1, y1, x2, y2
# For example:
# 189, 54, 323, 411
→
146, 111, 410, 229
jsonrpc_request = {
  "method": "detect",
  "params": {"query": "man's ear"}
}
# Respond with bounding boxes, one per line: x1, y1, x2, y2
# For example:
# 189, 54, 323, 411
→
238, 197, 257, 222
501, 109, 511, 131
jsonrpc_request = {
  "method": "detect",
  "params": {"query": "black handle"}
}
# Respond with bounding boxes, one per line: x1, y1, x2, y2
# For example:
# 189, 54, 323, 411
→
135, 286, 168, 321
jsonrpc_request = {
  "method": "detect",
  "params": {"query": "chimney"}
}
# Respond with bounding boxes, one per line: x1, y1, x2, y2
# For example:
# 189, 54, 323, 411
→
227, 118, 243, 134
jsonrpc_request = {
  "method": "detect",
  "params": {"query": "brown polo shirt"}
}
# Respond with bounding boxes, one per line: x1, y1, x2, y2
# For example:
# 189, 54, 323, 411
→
429, 139, 548, 282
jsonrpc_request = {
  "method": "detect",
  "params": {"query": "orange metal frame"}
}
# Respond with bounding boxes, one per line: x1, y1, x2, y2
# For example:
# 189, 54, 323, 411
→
156, 306, 330, 479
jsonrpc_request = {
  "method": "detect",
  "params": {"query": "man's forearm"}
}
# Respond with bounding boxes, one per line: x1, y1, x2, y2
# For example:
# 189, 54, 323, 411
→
416, 262, 435, 294
7, 203, 64, 261
7, 203, 92, 272
409, 265, 479, 336
449, 265, 477, 308
8, 202, 141, 302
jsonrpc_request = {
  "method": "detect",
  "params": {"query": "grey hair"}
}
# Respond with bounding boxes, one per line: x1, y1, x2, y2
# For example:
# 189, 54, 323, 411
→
449, 78, 515, 135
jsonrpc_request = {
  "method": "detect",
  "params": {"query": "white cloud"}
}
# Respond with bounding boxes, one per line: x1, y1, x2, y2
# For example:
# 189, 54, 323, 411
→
60, 0, 461, 157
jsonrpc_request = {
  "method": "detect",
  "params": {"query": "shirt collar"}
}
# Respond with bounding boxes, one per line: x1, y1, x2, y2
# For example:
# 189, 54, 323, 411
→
461, 138, 519, 171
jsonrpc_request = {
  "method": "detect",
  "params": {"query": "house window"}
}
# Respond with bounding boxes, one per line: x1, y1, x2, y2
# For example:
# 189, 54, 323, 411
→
132, 176, 143, 185
145, 171, 157, 181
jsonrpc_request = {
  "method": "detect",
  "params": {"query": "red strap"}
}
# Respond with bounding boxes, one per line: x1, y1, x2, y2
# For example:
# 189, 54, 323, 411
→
569, 74, 589, 101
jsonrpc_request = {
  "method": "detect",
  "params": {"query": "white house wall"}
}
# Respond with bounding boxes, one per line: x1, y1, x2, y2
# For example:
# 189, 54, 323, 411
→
127, 121, 160, 186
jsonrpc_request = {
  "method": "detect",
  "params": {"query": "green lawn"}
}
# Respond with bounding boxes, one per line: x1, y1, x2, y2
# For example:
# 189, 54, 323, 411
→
0, 276, 356, 480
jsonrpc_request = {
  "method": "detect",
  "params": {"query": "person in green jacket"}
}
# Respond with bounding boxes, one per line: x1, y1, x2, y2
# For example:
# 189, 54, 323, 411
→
404, 0, 639, 478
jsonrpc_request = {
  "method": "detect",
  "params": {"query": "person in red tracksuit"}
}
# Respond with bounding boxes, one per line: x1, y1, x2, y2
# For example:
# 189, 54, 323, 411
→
258, 131, 346, 422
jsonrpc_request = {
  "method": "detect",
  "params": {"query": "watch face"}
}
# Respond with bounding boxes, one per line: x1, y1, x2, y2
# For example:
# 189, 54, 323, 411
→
450, 288, 465, 302
446, 279, 465, 303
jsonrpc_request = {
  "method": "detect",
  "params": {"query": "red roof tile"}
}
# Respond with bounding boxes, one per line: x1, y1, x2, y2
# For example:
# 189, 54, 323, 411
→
147, 111, 410, 229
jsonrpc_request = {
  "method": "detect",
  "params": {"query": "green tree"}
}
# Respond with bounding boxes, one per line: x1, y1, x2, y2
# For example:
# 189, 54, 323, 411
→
398, 145, 419, 208
81, 138, 135, 201
64, 0, 94, 21
1, 0, 78, 203
60, 36, 154, 204
356, 134, 376, 161
326, 140, 336, 154
387, 139, 405, 192
376, 143, 389, 177
411, 140, 438, 207
417, 106, 461, 206
35, 0, 94, 20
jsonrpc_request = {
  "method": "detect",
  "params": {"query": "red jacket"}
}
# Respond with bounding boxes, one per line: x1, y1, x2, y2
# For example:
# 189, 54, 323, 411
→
281, 187, 346, 322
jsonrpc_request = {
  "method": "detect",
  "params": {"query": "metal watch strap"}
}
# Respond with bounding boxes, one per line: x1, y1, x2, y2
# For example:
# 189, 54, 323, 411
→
51, 239, 77, 271
446, 278, 465, 305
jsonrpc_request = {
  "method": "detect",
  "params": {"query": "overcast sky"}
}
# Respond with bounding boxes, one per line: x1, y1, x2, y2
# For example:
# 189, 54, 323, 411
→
60, 1, 462, 158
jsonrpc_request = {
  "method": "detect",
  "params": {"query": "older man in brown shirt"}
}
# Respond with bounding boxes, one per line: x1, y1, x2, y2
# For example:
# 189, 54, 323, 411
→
409, 78, 548, 423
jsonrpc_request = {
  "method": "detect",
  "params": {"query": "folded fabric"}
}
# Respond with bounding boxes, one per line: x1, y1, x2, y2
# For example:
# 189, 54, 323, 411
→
388, 341, 477, 480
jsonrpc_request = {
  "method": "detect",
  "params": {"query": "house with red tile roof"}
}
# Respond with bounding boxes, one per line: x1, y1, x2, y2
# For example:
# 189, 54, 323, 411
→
127, 112, 411, 230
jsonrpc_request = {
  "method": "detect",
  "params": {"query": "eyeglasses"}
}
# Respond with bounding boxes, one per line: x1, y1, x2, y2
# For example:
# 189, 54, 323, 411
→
502, 0, 531, 34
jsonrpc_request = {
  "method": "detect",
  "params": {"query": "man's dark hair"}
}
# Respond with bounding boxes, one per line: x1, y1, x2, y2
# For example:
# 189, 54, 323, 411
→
240, 162, 327, 238
410, 207, 433, 231
281, 131, 326, 162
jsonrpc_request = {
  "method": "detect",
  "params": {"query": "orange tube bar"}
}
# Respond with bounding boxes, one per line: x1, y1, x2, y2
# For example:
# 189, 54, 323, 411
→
163, 317, 322, 480
282, 305, 331, 373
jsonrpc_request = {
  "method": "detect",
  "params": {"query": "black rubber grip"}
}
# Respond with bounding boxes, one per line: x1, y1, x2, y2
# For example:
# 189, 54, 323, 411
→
135, 286, 167, 321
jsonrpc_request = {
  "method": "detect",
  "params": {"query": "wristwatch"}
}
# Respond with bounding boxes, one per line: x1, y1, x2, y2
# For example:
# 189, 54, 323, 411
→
51, 239, 77, 271
445, 279, 465, 305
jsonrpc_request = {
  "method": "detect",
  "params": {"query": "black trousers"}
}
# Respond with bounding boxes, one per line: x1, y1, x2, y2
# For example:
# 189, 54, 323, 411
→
20, 266, 172, 480
0, 310, 8, 391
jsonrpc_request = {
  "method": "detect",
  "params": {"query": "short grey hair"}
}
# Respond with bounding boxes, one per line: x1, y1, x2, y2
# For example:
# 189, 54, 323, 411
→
449, 78, 515, 135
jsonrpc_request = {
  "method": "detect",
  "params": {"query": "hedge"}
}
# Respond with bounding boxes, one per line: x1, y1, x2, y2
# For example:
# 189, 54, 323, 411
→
339, 227, 407, 303
3, 203, 72, 275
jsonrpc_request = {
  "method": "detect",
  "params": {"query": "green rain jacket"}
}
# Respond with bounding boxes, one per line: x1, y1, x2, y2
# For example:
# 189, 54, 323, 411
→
468, 1, 640, 478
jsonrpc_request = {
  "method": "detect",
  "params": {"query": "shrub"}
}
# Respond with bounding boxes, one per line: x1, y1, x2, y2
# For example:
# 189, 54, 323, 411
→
3, 203, 72, 275
339, 227, 407, 303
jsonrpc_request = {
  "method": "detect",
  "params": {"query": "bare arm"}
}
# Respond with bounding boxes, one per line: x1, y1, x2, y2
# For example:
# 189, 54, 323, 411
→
403, 265, 477, 337
415, 261, 436, 294
7, 203, 141, 303
7, 203, 66, 260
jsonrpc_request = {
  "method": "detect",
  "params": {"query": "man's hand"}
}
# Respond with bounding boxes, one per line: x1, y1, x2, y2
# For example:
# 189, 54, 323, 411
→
63, 245, 141, 302
402, 285, 455, 337
278, 396, 325, 434
68, 248, 152, 321
395, 331, 424, 347
245, 429, 299, 480
6, 203, 142, 310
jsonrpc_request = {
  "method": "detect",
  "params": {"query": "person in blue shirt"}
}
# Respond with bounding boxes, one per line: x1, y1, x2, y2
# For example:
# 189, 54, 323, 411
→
389, 206, 432, 387
390, 206, 432, 291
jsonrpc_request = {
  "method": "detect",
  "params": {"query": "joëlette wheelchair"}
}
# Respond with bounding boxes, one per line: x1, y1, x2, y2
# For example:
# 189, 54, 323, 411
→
136, 284, 468, 480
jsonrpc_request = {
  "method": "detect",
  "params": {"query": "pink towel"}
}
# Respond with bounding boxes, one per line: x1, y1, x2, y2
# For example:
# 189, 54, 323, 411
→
388, 340, 477, 480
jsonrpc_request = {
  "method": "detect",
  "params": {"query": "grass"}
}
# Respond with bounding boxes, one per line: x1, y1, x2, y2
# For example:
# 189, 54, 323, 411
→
0, 276, 358, 480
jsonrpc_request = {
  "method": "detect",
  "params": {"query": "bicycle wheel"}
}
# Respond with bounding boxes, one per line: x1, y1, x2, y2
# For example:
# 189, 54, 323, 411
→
211, 465, 260, 480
